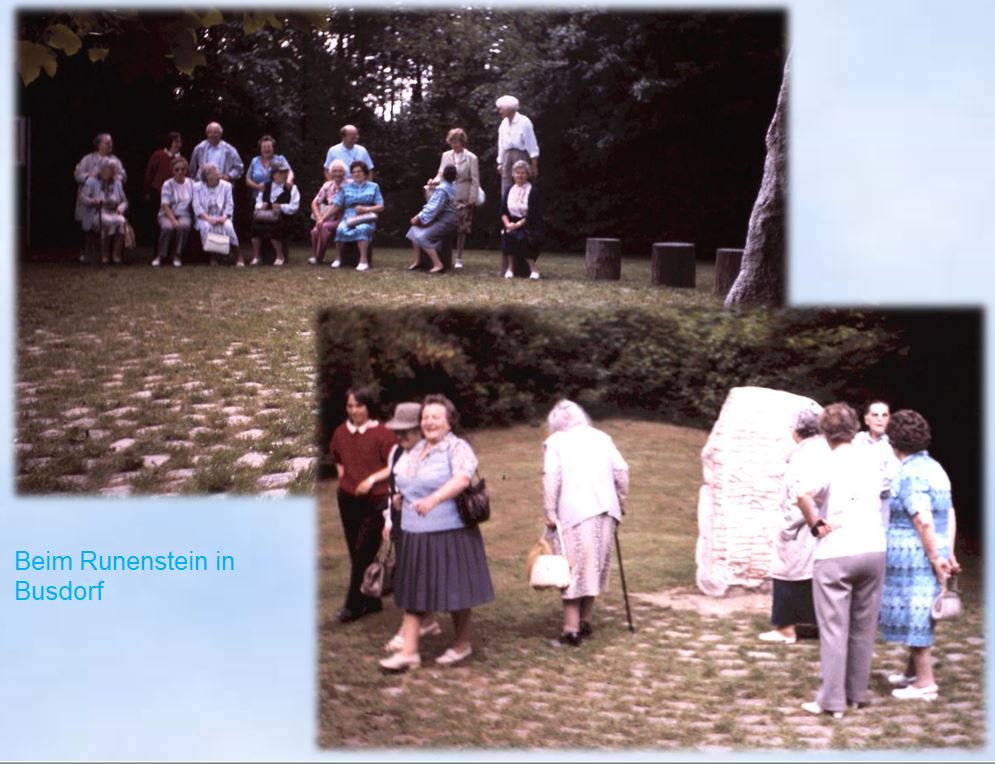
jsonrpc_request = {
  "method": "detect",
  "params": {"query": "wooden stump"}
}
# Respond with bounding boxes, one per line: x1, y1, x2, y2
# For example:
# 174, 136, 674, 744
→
714, 248, 744, 297
585, 238, 621, 280
337, 240, 375, 269
416, 235, 454, 271
651, 242, 696, 288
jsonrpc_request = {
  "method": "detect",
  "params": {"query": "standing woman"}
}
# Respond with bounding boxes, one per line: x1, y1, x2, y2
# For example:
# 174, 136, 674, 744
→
74, 133, 126, 263
797, 403, 887, 718
406, 164, 458, 273
428, 128, 480, 269
328, 161, 384, 271
79, 159, 128, 265
379, 395, 495, 672
308, 159, 348, 265
542, 400, 629, 646
245, 134, 294, 201
500, 160, 543, 280
879, 410, 959, 700
759, 409, 829, 644
154, 155, 194, 267
330, 387, 397, 623
192, 163, 242, 266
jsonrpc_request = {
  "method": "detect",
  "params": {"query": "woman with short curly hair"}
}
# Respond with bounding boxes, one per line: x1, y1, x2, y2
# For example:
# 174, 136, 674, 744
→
879, 409, 959, 700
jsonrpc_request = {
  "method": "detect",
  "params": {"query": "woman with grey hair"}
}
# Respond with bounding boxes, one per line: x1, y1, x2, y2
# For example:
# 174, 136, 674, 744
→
759, 409, 830, 644
192, 162, 242, 266
79, 158, 129, 265
74, 133, 127, 263
500, 160, 543, 279
798, 403, 887, 718
542, 400, 629, 646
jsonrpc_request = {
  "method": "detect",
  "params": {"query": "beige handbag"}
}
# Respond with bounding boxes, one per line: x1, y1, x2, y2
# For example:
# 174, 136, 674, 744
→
529, 523, 571, 590
203, 231, 230, 255
931, 574, 962, 622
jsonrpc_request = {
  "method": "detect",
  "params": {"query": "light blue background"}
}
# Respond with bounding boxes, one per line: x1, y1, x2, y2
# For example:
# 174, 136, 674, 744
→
2, 0, 992, 760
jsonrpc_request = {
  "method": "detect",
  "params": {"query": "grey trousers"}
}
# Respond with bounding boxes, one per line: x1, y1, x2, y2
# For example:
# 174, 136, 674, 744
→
157, 217, 191, 260
812, 551, 886, 712
500, 148, 532, 197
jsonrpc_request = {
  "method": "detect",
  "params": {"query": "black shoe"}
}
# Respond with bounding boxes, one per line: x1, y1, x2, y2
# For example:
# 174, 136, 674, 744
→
579, 622, 593, 638
558, 631, 583, 647
847, 699, 870, 710
336, 607, 356, 623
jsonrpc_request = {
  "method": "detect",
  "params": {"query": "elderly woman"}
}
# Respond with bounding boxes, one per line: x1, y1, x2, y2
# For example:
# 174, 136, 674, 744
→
379, 395, 495, 673
879, 410, 959, 700
79, 159, 129, 265
245, 134, 294, 201
308, 159, 348, 265
249, 160, 300, 267
74, 133, 127, 262
798, 403, 887, 718
406, 164, 458, 274
759, 409, 829, 644
192, 163, 242, 266
154, 156, 194, 267
500, 160, 543, 280
330, 387, 397, 624
542, 400, 629, 646
428, 128, 480, 268
327, 161, 384, 271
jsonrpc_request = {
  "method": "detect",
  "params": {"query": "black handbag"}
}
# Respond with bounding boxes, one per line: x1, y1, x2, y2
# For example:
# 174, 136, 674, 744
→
456, 470, 490, 526
360, 541, 395, 598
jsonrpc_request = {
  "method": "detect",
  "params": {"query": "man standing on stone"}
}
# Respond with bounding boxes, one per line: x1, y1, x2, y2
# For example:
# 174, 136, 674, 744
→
189, 122, 244, 182
854, 400, 901, 528
324, 124, 374, 180
496, 95, 539, 197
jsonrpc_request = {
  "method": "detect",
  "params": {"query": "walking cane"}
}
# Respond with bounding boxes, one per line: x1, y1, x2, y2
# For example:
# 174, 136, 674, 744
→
615, 528, 635, 633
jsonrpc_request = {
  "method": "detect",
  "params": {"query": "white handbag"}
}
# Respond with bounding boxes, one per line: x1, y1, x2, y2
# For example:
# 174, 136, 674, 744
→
203, 231, 230, 255
529, 523, 571, 590
476, 187, 486, 205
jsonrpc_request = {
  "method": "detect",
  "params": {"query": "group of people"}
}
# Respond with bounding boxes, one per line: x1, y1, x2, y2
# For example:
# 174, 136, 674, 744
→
72, 95, 546, 276
765, 400, 958, 717
328, 391, 629, 672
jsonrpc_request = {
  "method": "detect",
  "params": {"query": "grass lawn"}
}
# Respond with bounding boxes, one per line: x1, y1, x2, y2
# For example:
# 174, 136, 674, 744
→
318, 420, 984, 752
16, 247, 720, 495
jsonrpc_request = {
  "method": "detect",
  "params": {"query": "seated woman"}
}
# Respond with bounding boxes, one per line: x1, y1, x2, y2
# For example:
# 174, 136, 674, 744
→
154, 155, 194, 267
192, 163, 241, 266
328, 161, 384, 271
79, 158, 129, 265
245, 134, 294, 201
308, 159, 348, 265
249, 161, 300, 267
74, 133, 127, 263
406, 164, 458, 274
500, 159, 543, 280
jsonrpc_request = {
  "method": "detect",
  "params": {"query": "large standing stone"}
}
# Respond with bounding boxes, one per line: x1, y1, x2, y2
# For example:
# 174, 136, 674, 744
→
585, 238, 622, 281
651, 242, 696, 288
726, 57, 788, 307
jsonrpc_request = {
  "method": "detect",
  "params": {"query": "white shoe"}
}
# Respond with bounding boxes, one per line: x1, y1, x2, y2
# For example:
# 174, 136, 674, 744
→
274, 257, 285, 267
801, 701, 843, 719
172, 258, 182, 267
892, 684, 938, 700
384, 620, 443, 652
151, 258, 161, 267
356, 262, 369, 271
758, 630, 797, 644
887, 673, 916, 687
454, 260, 463, 269
308, 256, 318, 265
529, 271, 541, 280
504, 270, 513, 279
330, 260, 341, 268
435, 645, 473, 666
379, 652, 420, 673
249, 258, 261, 267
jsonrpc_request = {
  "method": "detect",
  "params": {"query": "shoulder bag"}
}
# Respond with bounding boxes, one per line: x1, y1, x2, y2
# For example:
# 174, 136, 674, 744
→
360, 540, 395, 598
529, 522, 571, 590
931, 574, 962, 622
456, 469, 490, 526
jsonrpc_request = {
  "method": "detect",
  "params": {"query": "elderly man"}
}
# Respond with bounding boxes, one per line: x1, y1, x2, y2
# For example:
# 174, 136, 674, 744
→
495, 95, 539, 196
853, 400, 901, 528
189, 122, 244, 182
324, 124, 374, 180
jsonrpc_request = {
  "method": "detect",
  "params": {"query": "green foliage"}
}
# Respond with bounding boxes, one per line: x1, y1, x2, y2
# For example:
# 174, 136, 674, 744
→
317, 306, 905, 434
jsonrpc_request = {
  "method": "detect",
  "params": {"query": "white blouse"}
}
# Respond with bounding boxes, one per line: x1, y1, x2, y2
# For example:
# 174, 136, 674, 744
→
507, 182, 532, 218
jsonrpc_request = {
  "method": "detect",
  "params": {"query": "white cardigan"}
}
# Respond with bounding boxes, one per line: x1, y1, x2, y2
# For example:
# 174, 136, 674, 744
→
543, 425, 629, 530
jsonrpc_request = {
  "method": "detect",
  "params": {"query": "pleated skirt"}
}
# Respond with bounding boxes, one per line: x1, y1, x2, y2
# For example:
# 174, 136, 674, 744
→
393, 526, 495, 613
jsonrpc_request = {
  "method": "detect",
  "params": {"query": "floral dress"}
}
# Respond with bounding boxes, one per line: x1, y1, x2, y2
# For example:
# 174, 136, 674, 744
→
333, 181, 384, 242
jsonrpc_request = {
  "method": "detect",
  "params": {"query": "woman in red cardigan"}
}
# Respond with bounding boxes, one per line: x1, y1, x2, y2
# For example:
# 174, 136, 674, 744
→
330, 386, 397, 623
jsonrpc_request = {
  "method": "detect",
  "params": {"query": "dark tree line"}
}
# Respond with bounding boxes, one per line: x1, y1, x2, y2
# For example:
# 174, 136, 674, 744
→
19, 9, 784, 257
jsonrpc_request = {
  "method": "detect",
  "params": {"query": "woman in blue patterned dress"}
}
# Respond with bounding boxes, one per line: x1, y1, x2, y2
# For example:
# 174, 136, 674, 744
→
405, 164, 458, 273
879, 409, 960, 701
328, 161, 384, 271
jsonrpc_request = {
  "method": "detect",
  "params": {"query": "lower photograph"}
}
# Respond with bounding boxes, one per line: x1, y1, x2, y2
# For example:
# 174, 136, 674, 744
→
315, 305, 983, 752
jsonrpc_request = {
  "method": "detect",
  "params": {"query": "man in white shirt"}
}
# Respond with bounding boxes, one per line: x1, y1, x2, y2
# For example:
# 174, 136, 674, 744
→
324, 124, 374, 180
853, 400, 901, 528
495, 95, 540, 196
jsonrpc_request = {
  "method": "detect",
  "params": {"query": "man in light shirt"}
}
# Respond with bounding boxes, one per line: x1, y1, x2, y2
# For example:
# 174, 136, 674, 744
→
188, 122, 243, 182
495, 95, 539, 196
853, 400, 901, 528
324, 124, 374, 180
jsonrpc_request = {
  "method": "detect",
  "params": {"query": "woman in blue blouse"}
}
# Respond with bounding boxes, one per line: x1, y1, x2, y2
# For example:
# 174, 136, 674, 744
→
879, 409, 959, 701
406, 164, 458, 273
379, 395, 494, 673
245, 135, 294, 201
328, 161, 384, 271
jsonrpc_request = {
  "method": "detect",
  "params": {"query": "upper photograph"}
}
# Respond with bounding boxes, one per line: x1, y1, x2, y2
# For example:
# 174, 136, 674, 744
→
15, 8, 786, 495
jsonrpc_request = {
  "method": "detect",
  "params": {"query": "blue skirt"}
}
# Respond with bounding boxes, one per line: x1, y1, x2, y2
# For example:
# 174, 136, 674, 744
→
393, 526, 495, 613
335, 211, 375, 242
